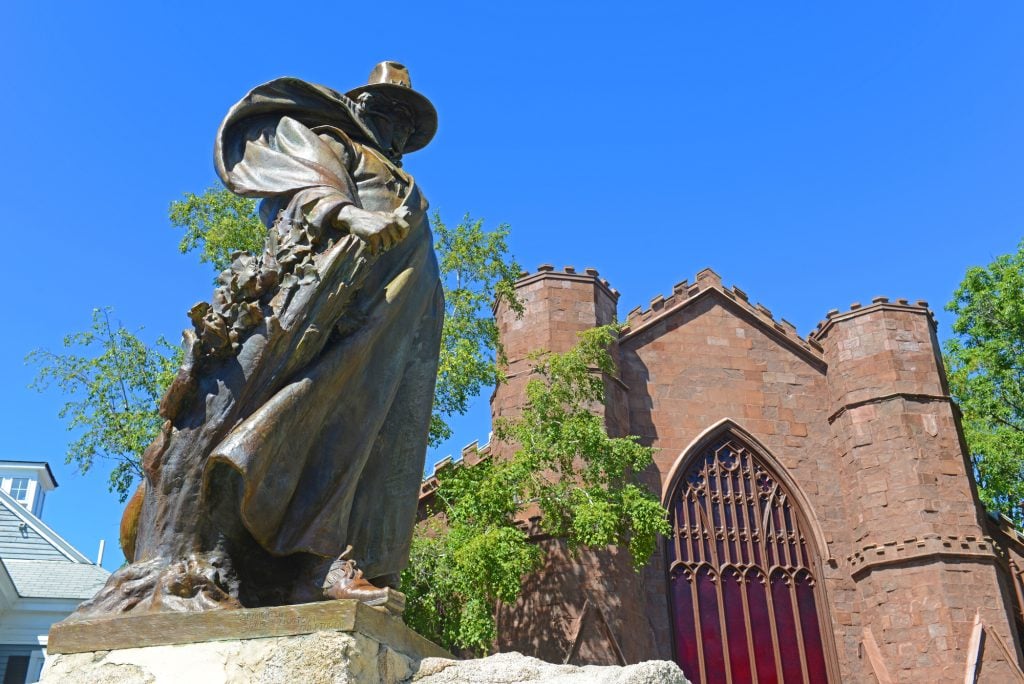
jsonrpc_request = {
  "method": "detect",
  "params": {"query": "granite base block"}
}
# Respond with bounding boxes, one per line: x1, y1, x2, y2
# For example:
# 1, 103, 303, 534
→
41, 600, 451, 684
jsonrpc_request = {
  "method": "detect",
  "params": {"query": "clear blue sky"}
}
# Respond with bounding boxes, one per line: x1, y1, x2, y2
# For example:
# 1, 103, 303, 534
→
2, 2, 1022, 571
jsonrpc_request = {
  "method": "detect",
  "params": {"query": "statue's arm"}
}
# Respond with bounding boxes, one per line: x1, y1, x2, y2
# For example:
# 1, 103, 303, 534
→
235, 120, 404, 255
312, 129, 410, 256
334, 205, 410, 256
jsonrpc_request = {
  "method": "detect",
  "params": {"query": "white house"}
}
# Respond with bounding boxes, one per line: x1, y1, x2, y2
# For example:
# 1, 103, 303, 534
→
0, 461, 109, 684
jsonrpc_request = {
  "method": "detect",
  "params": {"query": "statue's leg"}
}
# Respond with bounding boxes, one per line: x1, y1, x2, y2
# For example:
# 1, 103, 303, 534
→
345, 291, 443, 586
207, 464, 340, 607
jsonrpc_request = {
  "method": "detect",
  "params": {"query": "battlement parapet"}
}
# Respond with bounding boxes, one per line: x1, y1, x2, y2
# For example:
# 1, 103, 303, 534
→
809, 297, 936, 342
510, 265, 619, 299
418, 435, 492, 500
620, 267, 823, 357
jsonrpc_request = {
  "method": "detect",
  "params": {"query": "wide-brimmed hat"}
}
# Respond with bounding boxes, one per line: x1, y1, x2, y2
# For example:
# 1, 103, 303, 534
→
346, 61, 437, 153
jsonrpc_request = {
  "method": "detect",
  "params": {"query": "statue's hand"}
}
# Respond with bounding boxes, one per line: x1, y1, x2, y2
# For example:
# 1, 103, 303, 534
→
335, 205, 411, 256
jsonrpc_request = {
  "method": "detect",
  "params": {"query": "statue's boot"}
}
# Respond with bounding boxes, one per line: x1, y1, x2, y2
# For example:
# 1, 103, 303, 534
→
321, 547, 404, 614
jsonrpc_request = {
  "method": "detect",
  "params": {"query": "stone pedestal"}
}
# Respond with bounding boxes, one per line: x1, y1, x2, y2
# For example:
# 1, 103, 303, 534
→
42, 600, 451, 684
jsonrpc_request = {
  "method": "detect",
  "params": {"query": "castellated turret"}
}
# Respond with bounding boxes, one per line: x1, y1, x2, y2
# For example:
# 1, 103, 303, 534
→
811, 298, 1022, 680
489, 265, 661, 664
491, 265, 625, 457
812, 298, 971, 545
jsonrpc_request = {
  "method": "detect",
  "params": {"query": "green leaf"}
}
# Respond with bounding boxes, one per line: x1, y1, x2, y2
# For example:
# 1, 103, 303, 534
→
401, 325, 669, 654
430, 212, 522, 445
943, 239, 1024, 527
170, 186, 266, 274
26, 308, 182, 501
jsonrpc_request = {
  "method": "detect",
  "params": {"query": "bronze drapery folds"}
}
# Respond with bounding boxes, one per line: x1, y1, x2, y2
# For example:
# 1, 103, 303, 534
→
72, 62, 443, 618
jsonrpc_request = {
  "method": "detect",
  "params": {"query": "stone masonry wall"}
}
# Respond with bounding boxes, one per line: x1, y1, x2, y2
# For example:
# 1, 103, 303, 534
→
813, 301, 1023, 680
425, 265, 1024, 682
616, 268, 855, 678
490, 267, 660, 662
491, 265, 620, 457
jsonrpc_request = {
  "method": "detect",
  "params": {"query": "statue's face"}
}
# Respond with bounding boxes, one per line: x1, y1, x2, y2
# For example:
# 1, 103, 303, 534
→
364, 95, 416, 158
388, 113, 415, 155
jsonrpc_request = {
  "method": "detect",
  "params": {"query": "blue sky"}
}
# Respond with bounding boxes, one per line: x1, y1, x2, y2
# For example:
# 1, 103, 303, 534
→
2, 2, 1022, 571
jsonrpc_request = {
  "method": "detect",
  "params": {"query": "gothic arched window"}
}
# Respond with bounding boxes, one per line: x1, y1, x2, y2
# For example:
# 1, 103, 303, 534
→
666, 434, 832, 683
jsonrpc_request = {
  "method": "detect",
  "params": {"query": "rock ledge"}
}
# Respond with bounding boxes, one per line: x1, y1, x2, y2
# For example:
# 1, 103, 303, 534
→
411, 651, 690, 684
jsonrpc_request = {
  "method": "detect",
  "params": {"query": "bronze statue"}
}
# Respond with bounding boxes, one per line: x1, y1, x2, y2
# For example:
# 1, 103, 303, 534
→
74, 62, 443, 617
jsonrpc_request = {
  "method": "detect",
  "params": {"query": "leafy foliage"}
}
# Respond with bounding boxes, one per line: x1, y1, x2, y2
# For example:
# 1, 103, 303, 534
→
26, 308, 182, 501
169, 186, 265, 272
431, 212, 523, 444
944, 240, 1024, 526
402, 326, 670, 653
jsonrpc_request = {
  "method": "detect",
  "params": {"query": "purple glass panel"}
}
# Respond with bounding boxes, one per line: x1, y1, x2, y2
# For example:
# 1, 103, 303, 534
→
770, 571, 804, 683
746, 570, 778, 684
722, 482, 735, 562
721, 569, 752, 682
737, 518, 750, 565
668, 436, 833, 683
782, 505, 796, 565
735, 472, 750, 564
671, 501, 684, 563
685, 498, 699, 560
714, 529, 725, 567
709, 475, 725, 565
670, 569, 701, 682
696, 567, 726, 678
699, 505, 714, 563
796, 572, 829, 683
771, 504, 785, 567
748, 496, 762, 565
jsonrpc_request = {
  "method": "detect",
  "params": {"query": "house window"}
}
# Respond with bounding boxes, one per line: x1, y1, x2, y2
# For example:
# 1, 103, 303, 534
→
2, 655, 29, 684
9, 478, 29, 503
666, 435, 832, 683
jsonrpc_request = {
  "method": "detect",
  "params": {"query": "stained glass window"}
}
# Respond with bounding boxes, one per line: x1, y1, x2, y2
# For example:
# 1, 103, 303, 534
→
667, 436, 831, 683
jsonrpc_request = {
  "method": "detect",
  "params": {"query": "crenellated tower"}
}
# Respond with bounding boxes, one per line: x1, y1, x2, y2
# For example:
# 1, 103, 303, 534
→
811, 298, 1023, 681
489, 265, 663, 664
491, 265, 625, 456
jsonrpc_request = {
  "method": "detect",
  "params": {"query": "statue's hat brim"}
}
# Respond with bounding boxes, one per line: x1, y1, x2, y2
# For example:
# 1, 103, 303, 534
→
345, 62, 437, 153
345, 83, 437, 153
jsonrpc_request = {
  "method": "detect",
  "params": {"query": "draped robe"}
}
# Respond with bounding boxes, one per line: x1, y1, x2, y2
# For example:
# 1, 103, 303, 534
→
133, 78, 443, 582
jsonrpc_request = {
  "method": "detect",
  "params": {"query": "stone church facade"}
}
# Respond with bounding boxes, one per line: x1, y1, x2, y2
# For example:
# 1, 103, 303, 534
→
421, 265, 1024, 682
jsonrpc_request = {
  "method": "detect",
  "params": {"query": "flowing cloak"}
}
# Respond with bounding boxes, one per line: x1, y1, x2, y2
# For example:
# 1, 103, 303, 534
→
135, 78, 443, 580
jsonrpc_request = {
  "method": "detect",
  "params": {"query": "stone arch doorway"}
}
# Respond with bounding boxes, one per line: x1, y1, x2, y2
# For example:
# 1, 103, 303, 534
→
664, 427, 835, 683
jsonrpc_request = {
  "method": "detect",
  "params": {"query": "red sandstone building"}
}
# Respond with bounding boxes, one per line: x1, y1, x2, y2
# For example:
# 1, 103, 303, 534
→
422, 265, 1024, 682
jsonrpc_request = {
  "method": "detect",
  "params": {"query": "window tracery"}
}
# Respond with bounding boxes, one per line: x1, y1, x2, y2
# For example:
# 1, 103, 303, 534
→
667, 435, 830, 683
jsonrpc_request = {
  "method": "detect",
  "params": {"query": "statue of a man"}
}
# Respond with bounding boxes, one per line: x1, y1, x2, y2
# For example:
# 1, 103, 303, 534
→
75, 62, 443, 616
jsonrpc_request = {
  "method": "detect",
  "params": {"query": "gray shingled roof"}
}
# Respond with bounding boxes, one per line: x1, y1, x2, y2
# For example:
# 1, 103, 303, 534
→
1, 558, 109, 599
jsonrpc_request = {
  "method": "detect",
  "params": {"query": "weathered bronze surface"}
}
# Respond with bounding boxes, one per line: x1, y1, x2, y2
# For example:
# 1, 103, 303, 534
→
69, 62, 443, 619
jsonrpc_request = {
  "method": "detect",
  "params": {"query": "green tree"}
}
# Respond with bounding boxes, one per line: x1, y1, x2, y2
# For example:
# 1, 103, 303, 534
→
431, 212, 522, 444
29, 187, 519, 496
401, 326, 671, 653
169, 186, 265, 272
26, 308, 181, 501
944, 240, 1024, 526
